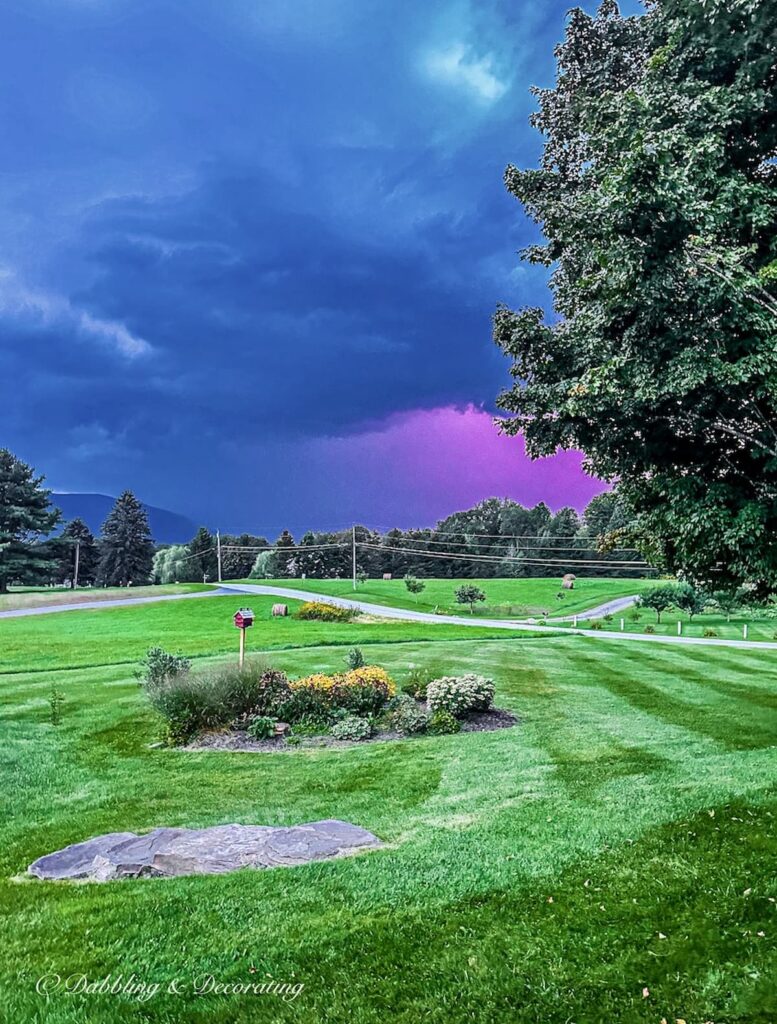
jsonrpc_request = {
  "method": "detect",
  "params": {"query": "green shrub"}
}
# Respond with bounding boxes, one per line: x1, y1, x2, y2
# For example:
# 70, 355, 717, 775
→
49, 686, 65, 727
330, 715, 372, 741
400, 665, 437, 700
703, 627, 719, 638
296, 601, 358, 622
589, 619, 604, 630
137, 646, 191, 686
387, 694, 428, 735
427, 674, 495, 718
603, 613, 614, 623
246, 715, 276, 739
644, 624, 656, 634
282, 688, 332, 727
345, 646, 365, 669
145, 658, 289, 744
427, 710, 460, 736
629, 610, 642, 622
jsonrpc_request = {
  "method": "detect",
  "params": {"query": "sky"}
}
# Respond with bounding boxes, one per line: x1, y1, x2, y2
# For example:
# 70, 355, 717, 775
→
0, 0, 642, 535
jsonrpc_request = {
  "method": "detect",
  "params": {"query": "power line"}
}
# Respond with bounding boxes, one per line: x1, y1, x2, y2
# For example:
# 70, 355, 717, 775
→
380, 535, 640, 553
358, 542, 651, 569
166, 542, 348, 564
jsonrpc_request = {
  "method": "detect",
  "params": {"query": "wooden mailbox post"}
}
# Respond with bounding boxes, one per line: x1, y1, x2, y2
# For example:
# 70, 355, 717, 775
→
233, 607, 255, 667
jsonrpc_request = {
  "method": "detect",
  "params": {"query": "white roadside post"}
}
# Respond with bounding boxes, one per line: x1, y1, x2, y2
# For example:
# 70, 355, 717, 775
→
743, 623, 748, 641
573, 615, 578, 629
620, 618, 624, 631
677, 620, 682, 636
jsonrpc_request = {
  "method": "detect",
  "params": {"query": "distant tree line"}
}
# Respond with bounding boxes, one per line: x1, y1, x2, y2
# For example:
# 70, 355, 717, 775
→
233, 493, 648, 581
0, 449, 154, 591
0, 447, 655, 592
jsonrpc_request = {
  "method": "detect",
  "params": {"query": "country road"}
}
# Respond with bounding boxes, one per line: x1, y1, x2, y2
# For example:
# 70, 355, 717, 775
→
0, 588, 227, 620
218, 583, 776, 651
0, 582, 772, 651
544, 594, 638, 622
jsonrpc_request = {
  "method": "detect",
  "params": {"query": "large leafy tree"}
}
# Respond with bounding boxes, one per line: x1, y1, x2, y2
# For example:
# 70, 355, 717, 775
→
267, 530, 296, 578
97, 491, 155, 586
0, 449, 61, 592
494, 0, 777, 591
152, 544, 189, 584
220, 534, 268, 580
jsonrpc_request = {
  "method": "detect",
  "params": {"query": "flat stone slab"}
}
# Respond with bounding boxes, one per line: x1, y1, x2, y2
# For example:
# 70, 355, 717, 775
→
28, 819, 382, 882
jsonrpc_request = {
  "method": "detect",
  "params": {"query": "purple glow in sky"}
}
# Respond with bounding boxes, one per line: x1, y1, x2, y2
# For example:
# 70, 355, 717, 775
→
291, 405, 608, 532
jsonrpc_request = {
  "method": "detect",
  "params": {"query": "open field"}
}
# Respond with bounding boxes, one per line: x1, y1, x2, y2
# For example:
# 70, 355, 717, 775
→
0, 583, 209, 613
243, 576, 651, 618
0, 595, 519, 673
0, 597, 775, 1022
565, 608, 777, 643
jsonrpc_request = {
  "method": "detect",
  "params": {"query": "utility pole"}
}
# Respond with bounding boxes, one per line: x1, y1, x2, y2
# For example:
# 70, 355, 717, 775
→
73, 540, 80, 590
216, 530, 222, 583
352, 525, 357, 591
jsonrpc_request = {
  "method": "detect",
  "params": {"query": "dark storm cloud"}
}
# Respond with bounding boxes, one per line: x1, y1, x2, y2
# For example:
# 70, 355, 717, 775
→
0, 0, 641, 524
71, 161, 515, 441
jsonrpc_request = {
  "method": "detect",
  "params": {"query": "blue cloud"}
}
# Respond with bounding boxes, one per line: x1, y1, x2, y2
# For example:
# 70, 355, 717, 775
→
0, 0, 641, 526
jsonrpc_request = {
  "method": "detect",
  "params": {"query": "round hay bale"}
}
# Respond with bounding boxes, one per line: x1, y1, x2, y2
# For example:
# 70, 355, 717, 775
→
272, 603, 289, 617
561, 573, 576, 590
382, 573, 392, 581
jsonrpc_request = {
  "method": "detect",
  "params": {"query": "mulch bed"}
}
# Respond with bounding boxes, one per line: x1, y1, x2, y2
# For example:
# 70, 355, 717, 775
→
186, 707, 518, 753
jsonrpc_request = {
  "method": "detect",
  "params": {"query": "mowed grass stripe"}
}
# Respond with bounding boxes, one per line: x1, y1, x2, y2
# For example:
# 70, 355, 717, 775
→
560, 642, 777, 751
2, 618, 776, 1023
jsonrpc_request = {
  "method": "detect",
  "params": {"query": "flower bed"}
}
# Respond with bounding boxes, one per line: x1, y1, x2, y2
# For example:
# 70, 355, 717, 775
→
142, 650, 518, 751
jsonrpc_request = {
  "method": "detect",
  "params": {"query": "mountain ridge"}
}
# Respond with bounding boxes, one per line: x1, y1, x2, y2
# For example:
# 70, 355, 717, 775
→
52, 493, 198, 545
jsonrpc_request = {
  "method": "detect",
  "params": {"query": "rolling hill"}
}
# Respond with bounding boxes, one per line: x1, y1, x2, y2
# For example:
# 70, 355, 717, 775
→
52, 493, 197, 544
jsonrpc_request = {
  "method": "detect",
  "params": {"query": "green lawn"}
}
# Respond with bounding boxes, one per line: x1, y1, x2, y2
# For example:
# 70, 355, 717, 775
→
0, 598, 774, 1022
241, 575, 651, 618
0, 594, 520, 674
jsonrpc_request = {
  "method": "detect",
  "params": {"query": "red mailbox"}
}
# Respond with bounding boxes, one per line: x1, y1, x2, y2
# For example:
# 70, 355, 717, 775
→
233, 608, 255, 629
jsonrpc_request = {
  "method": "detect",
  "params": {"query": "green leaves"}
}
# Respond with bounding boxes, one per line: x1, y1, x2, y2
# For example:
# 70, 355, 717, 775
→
494, 0, 777, 591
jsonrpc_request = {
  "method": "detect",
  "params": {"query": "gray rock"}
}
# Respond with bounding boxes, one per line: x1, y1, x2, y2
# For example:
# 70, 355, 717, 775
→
28, 819, 382, 882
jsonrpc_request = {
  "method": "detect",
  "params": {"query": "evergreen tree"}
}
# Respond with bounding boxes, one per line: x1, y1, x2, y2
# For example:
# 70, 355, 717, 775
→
0, 448, 61, 592
56, 518, 99, 586
186, 527, 217, 582
220, 534, 268, 580
97, 491, 154, 586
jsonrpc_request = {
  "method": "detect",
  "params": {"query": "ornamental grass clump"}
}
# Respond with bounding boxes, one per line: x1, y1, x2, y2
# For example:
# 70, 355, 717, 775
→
145, 657, 290, 744
426, 674, 495, 718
